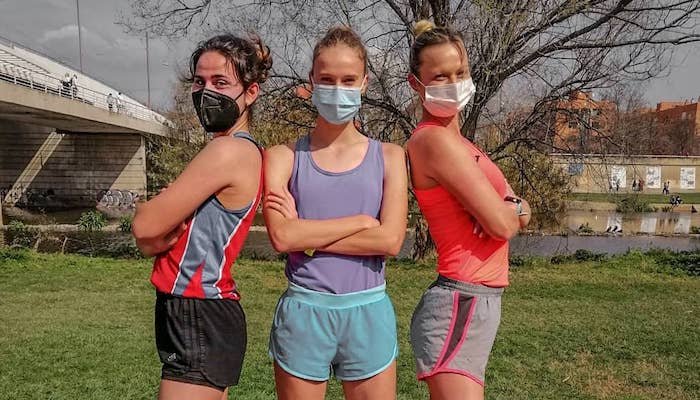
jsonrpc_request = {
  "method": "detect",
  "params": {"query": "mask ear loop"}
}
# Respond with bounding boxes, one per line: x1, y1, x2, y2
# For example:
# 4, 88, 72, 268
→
229, 86, 249, 119
410, 74, 428, 103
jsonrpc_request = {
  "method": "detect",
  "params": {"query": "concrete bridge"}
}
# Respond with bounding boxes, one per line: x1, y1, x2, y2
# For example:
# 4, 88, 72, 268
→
0, 38, 170, 211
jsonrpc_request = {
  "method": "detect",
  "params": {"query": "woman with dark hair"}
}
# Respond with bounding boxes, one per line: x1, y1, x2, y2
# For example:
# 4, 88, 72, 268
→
132, 33, 272, 400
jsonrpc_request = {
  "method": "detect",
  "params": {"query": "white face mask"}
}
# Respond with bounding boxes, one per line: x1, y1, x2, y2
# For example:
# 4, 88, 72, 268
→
418, 78, 476, 118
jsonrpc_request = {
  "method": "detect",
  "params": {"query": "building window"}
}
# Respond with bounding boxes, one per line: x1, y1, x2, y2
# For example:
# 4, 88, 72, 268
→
681, 112, 687, 120
568, 163, 584, 176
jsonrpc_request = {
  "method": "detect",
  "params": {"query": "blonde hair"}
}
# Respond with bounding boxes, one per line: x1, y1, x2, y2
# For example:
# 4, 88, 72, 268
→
410, 20, 465, 77
413, 20, 435, 37
312, 26, 368, 73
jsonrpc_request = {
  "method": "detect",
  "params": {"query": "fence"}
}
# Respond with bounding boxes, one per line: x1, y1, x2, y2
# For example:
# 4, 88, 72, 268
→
0, 59, 163, 123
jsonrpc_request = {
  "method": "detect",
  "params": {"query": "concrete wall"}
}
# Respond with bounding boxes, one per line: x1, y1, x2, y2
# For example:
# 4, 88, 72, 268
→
1, 119, 145, 208
552, 154, 700, 194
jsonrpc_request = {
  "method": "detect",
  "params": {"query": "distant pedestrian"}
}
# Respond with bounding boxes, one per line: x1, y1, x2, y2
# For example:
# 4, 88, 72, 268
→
632, 178, 638, 191
663, 181, 670, 195
638, 179, 644, 192
116, 92, 124, 113
107, 93, 115, 112
71, 74, 78, 97
61, 73, 71, 96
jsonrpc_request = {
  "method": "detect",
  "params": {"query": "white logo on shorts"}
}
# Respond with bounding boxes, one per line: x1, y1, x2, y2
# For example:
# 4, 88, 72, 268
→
167, 353, 177, 362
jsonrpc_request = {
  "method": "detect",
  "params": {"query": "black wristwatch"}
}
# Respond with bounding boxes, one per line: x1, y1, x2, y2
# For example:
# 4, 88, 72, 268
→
504, 196, 528, 216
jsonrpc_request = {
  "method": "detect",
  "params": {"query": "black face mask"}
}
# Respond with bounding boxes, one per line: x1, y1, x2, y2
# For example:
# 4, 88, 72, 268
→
191, 88, 245, 133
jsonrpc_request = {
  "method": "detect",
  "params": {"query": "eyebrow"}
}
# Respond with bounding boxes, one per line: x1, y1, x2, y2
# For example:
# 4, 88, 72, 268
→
193, 74, 230, 80
317, 74, 361, 80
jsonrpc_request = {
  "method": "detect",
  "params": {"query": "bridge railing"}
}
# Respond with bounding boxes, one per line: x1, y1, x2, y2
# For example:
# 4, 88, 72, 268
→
0, 60, 166, 124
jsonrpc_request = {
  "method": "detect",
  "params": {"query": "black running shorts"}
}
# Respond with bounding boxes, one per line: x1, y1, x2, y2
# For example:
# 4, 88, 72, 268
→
155, 292, 247, 391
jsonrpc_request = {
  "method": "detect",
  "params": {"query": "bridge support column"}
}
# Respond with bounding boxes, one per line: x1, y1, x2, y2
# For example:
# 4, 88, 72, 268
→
1, 119, 146, 209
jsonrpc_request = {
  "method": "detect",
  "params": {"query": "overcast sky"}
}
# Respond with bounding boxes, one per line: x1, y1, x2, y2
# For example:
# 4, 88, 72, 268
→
1, 0, 699, 110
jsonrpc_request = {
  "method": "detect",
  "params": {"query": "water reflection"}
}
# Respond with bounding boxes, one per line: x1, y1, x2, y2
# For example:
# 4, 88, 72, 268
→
639, 216, 657, 234
567, 210, 700, 234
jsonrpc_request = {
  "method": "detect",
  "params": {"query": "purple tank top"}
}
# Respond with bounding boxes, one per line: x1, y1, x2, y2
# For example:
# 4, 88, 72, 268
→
285, 134, 385, 294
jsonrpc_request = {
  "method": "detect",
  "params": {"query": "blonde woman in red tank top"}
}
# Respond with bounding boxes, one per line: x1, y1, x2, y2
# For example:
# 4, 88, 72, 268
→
405, 21, 531, 400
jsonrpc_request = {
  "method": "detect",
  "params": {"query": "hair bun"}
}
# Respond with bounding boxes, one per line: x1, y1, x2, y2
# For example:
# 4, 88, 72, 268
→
414, 20, 435, 37
248, 33, 273, 83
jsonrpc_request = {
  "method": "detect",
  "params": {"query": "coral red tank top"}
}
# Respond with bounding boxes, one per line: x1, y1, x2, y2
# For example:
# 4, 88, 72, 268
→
412, 123, 510, 287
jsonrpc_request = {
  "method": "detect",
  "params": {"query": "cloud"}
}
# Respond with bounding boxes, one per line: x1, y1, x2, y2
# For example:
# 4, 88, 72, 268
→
38, 23, 114, 54
38, 24, 79, 43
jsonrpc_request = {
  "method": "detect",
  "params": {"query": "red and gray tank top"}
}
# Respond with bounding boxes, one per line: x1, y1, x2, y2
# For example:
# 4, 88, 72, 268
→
150, 132, 262, 300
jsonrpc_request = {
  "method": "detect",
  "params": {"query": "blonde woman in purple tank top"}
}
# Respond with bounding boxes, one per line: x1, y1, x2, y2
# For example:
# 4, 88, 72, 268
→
263, 26, 408, 400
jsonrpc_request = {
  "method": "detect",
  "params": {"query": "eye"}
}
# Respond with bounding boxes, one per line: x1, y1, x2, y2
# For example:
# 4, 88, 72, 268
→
215, 80, 229, 88
193, 78, 204, 87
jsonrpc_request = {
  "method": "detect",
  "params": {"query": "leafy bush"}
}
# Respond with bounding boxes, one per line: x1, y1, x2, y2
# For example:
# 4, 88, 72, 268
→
508, 255, 547, 268
102, 238, 143, 259
576, 222, 594, 234
615, 195, 655, 213
551, 249, 607, 264
77, 211, 107, 232
643, 249, 700, 276
0, 247, 29, 262
6, 221, 36, 248
118, 216, 133, 233
690, 226, 700, 234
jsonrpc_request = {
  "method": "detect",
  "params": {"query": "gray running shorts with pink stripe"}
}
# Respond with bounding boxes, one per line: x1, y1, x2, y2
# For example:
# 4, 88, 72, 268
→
409, 275, 503, 386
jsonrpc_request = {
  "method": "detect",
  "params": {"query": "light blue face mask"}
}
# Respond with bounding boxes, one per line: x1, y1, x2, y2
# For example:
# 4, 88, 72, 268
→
311, 83, 362, 125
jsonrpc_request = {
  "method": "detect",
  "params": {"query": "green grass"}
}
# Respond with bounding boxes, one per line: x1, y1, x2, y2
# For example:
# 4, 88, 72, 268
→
568, 192, 700, 204
0, 250, 698, 399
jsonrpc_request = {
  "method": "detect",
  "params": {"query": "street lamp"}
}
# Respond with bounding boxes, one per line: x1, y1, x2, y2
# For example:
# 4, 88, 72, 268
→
146, 32, 150, 108
76, 0, 83, 73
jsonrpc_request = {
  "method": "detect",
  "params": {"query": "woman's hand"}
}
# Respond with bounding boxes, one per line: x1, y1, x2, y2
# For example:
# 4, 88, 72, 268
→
265, 186, 298, 219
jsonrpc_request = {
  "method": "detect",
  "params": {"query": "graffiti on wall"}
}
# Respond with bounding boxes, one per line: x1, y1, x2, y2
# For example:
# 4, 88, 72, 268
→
1, 186, 140, 208
1, 185, 57, 206
97, 189, 140, 209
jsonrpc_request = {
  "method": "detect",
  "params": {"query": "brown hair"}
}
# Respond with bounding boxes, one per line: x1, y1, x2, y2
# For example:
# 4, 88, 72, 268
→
409, 20, 465, 77
186, 32, 273, 88
312, 26, 367, 73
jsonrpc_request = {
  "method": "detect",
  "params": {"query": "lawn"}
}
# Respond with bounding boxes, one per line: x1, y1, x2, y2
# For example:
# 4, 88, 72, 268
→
569, 192, 700, 204
0, 250, 698, 399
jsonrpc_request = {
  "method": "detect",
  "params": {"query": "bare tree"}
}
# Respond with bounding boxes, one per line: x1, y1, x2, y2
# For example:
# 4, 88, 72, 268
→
121, 0, 700, 256
122, 1, 700, 143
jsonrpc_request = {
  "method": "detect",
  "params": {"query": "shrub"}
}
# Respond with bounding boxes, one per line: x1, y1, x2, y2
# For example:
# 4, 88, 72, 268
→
77, 211, 107, 232
577, 222, 594, 234
644, 249, 700, 276
551, 249, 607, 264
7, 221, 36, 248
0, 247, 29, 261
615, 195, 655, 213
118, 216, 133, 233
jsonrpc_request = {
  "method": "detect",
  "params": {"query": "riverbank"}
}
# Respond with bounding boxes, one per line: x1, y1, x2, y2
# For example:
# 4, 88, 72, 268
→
2, 224, 699, 259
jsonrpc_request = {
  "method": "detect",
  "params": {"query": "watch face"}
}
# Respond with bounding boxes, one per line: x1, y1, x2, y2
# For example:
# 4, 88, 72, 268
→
505, 196, 521, 204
